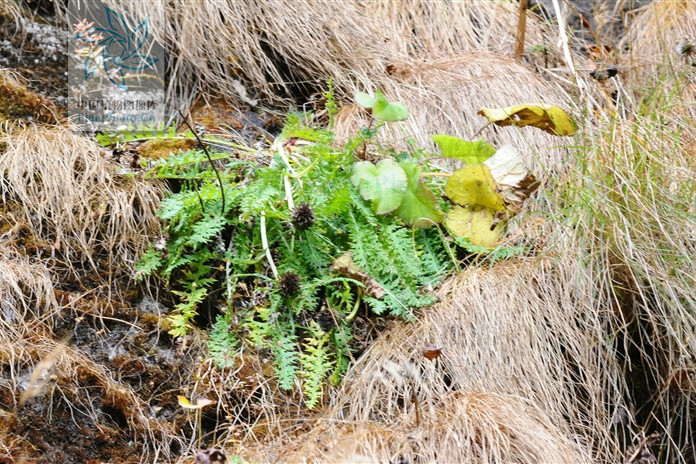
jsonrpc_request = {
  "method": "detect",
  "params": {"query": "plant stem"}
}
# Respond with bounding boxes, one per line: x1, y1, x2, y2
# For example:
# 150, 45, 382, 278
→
178, 110, 227, 215
419, 172, 451, 178
345, 288, 362, 322
260, 212, 278, 279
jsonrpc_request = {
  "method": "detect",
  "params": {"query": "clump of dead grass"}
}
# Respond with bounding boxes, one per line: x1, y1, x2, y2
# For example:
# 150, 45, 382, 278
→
112, 0, 384, 107
0, 124, 163, 280
334, 52, 575, 176
110, 0, 564, 109
366, 0, 560, 62
280, 391, 579, 464
621, 0, 696, 120
0, 246, 56, 335
560, 111, 696, 461
0, 0, 26, 27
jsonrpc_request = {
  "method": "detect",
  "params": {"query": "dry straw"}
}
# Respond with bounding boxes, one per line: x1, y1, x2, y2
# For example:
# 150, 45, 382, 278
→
622, 0, 696, 119
567, 114, 696, 461
110, 0, 563, 109
0, 124, 162, 279
365, 0, 557, 59
0, 247, 57, 335
334, 52, 574, 177
281, 391, 579, 463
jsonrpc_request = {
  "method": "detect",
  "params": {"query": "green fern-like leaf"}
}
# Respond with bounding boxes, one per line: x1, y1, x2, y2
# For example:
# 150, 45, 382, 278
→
135, 247, 162, 279
209, 313, 239, 369
243, 306, 274, 348
168, 286, 208, 336
273, 332, 299, 391
295, 230, 332, 271
416, 229, 449, 288
299, 322, 335, 408
188, 214, 227, 248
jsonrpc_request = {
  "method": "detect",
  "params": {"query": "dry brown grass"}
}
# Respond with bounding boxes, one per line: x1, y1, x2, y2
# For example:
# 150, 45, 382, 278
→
280, 391, 579, 464
109, 0, 564, 109
334, 52, 575, 176
621, 0, 696, 120
0, 0, 26, 26
564, 113, 696, 461
111, 0, 385, 107
0, 124, 163, 280
624, 0, 696, 71
365, 0, 559, 60
0, 247, 57, 336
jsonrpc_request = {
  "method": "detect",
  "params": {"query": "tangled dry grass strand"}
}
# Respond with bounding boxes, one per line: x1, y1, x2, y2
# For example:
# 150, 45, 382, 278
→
0, 0, 25, 28
111, 0, 384, 107
365, 0, 560, 61
109, 0, 563, 109
334, 52, 575, 176
0, 247, 57, 334
0, 125, 162, 279
280, 391, 580, 464
622, 0, 696, 119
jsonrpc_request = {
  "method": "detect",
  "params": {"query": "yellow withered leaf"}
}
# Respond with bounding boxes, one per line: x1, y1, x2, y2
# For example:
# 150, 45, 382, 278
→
445, 164, 505, 211
444, 205, 505, 247
478, 103, 577, 136
178, 396, 215, 410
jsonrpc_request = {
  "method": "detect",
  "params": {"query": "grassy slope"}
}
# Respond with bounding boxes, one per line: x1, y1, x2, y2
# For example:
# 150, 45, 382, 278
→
0, 1, 695, 463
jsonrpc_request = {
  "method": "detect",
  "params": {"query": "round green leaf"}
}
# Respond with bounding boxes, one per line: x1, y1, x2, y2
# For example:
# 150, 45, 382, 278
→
373, 99, 409, 122
445, 164, 505, 211
396, 161, 444, 227
351, 159, 407, 215
355, 92, 378, 109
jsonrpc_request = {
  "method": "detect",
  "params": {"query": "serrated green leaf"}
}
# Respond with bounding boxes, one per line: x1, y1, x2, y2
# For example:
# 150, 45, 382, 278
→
395, 161, 443, 227
188, 214, 227, 247
134, 247, 162, 278
445, 164, 505, 211
431, 134, 496, 164
444, 205, 505, 247
351, 159, 407, 215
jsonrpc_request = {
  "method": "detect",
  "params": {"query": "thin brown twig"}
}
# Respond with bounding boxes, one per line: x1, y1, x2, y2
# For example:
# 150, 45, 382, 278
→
178, 110, 226, 215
